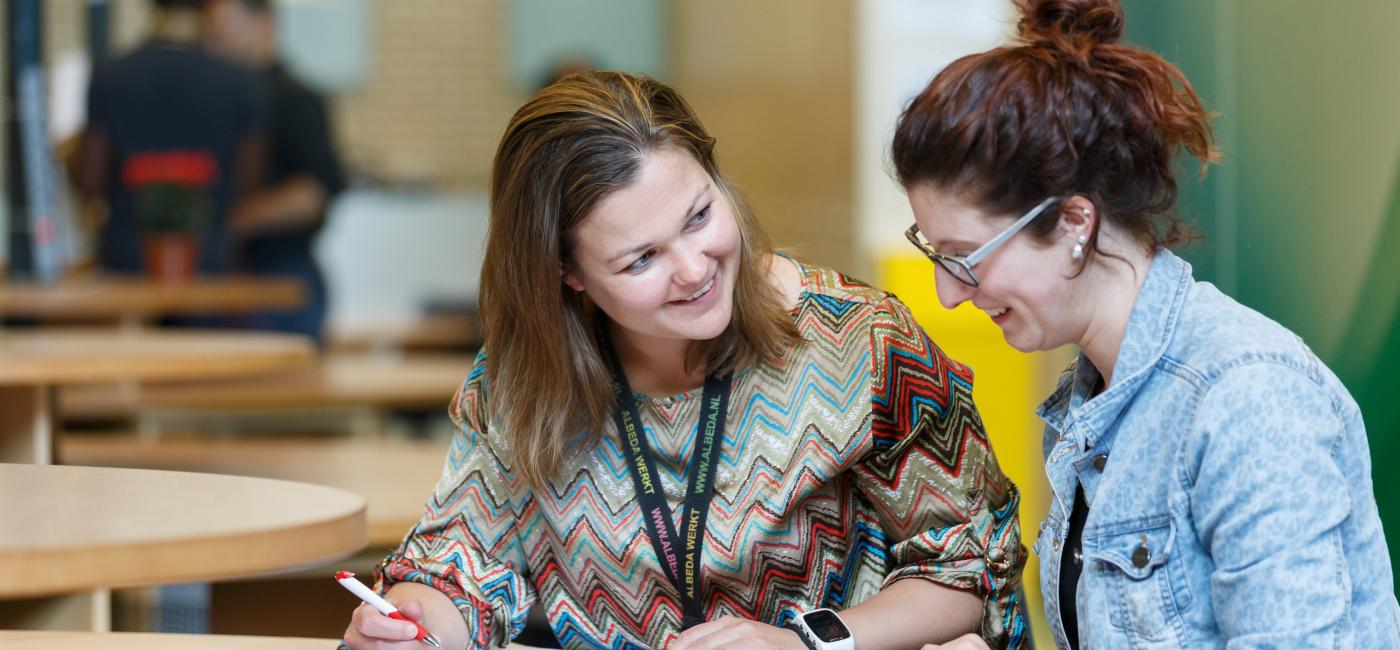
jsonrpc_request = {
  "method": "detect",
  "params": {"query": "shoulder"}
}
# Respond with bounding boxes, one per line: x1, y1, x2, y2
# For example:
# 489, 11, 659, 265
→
274, 67, 322, 104
449, 348, 491, 431
1167, 283, 1359, 447
1169, 280, 1326, 386
787, 257, 928, 333
788, 256, 893, 309
788, 259, 970, 385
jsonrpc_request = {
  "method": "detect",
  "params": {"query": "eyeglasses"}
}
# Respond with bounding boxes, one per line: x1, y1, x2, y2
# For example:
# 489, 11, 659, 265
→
904, 196, 1060, 287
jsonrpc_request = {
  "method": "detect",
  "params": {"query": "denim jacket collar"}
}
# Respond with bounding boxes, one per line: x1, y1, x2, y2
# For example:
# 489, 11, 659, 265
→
1036, 250, 1193, 451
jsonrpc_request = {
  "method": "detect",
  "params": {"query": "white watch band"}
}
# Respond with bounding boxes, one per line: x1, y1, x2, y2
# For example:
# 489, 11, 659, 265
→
795, 608, 855, 650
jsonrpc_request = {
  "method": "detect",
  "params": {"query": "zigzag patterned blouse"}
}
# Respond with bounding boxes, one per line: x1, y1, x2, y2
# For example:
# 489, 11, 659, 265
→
373, 262, 1027, 649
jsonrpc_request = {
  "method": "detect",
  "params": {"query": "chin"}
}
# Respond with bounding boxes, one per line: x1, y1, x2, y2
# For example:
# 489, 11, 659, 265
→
689, 305, 734, 341
1000, 330, 1041, 354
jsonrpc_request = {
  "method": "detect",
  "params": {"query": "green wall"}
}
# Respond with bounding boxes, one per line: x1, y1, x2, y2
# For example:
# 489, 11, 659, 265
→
1122, 0, 1400, 590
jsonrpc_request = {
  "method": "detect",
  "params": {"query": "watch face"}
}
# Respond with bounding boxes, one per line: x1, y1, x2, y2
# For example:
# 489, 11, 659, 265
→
804, 609, 850, 642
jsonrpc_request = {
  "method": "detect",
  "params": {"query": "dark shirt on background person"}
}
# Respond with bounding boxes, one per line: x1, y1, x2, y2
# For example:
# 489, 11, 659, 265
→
84, 39, 264, 274
238, 62, 345, 343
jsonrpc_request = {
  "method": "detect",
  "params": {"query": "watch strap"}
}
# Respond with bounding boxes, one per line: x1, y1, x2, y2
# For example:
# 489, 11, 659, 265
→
783, 621, 820, 650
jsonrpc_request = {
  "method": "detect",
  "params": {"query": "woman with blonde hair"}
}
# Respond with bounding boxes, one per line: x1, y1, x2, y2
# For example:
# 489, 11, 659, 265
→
341, 71, 1027, 649
892, 0, 1400, 647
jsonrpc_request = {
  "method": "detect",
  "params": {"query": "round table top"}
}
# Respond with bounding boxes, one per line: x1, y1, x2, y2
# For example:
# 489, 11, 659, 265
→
0, 276, 305, 320
61, 435, 446, 547
0, 464, 366, 598
0, 631, 341, 649
0, 631, 553, 649
0, 329, 314, 385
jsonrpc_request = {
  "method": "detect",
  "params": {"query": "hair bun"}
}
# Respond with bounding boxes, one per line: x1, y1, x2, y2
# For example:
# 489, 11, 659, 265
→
1017, 0, 1124, 47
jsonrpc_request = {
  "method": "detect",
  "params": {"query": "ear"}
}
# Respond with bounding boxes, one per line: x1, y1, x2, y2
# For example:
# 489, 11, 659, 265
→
1056, 195, 1096, 241
561, 262, 585, 293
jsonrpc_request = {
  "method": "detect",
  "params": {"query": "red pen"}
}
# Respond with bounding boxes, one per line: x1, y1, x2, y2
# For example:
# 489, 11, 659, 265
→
335, 570, 442, 648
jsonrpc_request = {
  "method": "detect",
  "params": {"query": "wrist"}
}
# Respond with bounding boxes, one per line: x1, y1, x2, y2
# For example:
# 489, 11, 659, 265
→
790, 609, 854, 650
784, 622, 819, 650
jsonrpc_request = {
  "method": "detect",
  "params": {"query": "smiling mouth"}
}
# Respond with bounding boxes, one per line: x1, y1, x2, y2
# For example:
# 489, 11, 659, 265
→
675, 275, 716, 303
985, 307, 1008, 318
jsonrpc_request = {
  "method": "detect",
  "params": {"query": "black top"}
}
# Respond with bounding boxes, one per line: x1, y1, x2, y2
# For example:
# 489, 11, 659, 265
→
241, 63, 345, 267
87, 40, 264, 273
1059, 483, 1089, 649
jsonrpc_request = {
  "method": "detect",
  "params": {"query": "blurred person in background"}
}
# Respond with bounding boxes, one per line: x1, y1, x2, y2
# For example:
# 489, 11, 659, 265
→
73, 0, 264, 276
340, 71, 1025, 650
891, 0, 1400, 647
206, 0, 346, 343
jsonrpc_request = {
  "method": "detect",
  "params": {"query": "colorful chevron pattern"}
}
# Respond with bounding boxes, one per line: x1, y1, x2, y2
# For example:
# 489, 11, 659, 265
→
372, 261, 1027, 649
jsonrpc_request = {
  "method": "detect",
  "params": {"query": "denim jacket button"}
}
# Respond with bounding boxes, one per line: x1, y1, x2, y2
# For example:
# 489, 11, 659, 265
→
1091, 454, 1108, 471
1132, 543, 1151, 568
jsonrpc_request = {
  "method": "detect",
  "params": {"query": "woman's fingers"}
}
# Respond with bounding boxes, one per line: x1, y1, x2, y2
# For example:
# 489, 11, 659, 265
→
922, 632, 991, 650
350, 602, 421, 641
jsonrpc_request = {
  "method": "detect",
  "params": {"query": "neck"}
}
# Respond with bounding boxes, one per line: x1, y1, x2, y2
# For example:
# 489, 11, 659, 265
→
1076, 236, 1153, 388
152, 10, 202, 43
608, 321, 706, 397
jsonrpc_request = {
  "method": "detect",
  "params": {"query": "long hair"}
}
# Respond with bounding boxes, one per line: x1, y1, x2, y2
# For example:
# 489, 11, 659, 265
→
480, 71, 801, 487
891, 0, 1218, 261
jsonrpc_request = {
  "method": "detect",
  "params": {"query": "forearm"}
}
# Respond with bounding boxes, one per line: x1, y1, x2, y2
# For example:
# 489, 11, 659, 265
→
385, 581, 473, 650
839, 578, 982, 649
229, 174, 327, 238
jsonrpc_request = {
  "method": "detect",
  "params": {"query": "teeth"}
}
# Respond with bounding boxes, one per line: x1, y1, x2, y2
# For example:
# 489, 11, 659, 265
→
684, 278, 714, 302
985, 307, 1008, 318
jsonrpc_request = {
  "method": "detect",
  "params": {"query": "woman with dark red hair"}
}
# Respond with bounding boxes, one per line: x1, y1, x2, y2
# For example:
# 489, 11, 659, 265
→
892, 0, 1400, 648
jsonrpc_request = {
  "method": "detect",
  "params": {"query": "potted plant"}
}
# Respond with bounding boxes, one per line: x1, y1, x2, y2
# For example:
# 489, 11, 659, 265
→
124, 150, 217, 283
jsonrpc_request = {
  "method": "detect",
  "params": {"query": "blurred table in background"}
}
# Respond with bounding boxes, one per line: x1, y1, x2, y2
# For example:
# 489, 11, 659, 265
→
60, 352, 471, 438
328, 312, 482, 354
0, 329, 313, 463
0, 464, 365, 630
0, 276, 305, 328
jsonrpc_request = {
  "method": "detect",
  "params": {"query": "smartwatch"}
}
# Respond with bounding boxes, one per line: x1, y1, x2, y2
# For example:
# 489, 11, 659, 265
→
790, 608, 854, 650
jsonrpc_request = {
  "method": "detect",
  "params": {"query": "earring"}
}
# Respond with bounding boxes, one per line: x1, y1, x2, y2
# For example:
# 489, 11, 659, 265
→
1071, 234, 1088, 261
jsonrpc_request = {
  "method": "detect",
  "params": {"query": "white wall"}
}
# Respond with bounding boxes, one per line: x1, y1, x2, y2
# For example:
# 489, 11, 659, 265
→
315, 189, 490, 331
854, 0, 1014, 271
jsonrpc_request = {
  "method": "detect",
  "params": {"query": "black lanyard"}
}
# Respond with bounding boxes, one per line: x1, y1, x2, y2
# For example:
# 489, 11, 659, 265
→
600, 336, 731, 629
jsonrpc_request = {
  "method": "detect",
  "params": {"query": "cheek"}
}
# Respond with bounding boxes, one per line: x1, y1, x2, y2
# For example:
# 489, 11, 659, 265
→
592, 274, 669, 318
979, 256, 1056, 312
708, 211, 743, 257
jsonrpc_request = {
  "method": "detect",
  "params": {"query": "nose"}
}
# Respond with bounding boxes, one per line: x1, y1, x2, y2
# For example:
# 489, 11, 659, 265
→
674, 243, 710, 287
933, 267, 974, 310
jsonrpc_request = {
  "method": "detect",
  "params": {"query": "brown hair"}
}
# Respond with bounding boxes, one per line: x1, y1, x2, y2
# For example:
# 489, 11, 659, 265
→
479, 70, 801, 487
891, 0, 1218, 259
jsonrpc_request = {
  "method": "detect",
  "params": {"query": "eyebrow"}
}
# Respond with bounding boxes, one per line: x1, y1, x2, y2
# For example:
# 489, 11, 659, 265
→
605, 185, 710, 264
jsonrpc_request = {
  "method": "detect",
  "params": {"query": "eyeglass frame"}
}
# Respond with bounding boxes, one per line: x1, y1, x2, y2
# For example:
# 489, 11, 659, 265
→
904, 196, 1062, 287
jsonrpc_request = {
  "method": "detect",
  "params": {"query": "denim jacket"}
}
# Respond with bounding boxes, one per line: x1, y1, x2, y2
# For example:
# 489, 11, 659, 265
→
1034, 249, 1400, 649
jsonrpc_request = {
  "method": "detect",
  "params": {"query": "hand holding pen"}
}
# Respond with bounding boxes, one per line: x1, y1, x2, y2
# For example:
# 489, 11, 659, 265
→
337, 570, 443, 648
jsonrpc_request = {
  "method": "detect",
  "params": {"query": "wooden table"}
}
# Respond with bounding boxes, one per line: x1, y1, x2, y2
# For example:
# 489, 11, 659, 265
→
62, 353, 470, 414
0, 631, 342, 649
0, 630, 551, 648
61, 435, 445, 547
0, 464, 366, 632
0, 329, 313, 463
330, 313, 483, 353
0, 276, 305, 327
60, 352, 468, 438
0, 464, 366, 599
